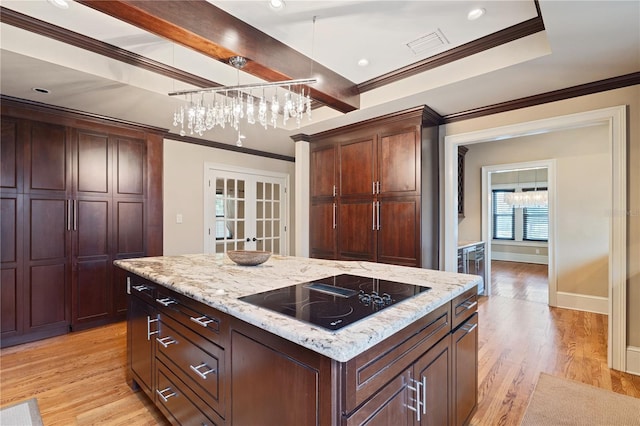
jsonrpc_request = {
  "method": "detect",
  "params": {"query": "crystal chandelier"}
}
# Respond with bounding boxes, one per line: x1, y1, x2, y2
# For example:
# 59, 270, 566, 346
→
504, 190, 548, 208
504, 168, 548, 208
169, 56, 317, 142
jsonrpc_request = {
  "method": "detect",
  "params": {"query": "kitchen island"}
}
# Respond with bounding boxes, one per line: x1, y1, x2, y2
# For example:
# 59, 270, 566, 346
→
115, 254, 480, 425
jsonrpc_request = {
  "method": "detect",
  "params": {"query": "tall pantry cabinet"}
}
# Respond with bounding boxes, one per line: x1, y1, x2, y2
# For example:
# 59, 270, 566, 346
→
0, 98, 164, 347
306, 106, 441, 269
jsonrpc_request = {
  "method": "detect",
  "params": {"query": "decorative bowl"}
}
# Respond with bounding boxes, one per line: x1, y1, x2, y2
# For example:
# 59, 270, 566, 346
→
227, 250, 271, 266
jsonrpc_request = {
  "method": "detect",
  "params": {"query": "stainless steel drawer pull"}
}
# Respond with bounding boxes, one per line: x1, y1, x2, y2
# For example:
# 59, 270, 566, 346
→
156, 336, 177, 348
461, 300, 478, 310
190, 316, 215, 327
190, 363, 216, 380
156, 387, 176, 402
133, 285, 149, 292
462, 323, 478, 334
147, 316, 159, 340
156, 297, 177, 307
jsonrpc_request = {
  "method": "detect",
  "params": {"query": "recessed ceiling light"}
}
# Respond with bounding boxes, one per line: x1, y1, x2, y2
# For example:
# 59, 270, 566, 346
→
467, 8, 486, 21
32, 87, 51, 94
47, 0, 69, 9
269, 0, 285, 10
357, 58, 369, 67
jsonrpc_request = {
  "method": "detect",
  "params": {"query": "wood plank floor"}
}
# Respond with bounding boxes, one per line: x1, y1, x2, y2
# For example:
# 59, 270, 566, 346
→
1, 261, 638, 425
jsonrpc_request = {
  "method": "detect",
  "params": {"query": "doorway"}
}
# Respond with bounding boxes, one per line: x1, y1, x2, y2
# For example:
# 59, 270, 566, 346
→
204, 164, 289, 255
483, 162, 553, 305
443, 105, 627, 370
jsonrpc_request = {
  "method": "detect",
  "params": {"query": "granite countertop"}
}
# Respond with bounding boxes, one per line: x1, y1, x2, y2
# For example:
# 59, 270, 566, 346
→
115, 254, 480, 362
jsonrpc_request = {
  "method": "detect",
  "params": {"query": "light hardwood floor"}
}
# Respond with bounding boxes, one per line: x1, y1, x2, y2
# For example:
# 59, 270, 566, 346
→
1, 262, 639, 425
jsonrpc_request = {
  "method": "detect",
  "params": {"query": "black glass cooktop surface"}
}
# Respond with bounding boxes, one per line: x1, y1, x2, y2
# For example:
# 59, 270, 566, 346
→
238, 274, 431, 331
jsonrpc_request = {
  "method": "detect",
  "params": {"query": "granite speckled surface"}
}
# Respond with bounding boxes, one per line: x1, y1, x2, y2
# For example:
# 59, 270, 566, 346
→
115, 254, 480, 362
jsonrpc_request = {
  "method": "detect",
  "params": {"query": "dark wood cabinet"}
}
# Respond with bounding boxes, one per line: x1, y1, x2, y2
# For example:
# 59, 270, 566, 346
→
452, 313, 478, 426
128, 281, 158, 399
125, 272, 228, 425
0, 97, 164, 347
307, 106, 441, 268
123, 266, 478, 426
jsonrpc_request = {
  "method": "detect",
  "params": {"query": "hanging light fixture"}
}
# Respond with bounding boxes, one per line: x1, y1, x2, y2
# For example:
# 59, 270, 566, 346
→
170, 18, 319, 139
504, 168, 548, 208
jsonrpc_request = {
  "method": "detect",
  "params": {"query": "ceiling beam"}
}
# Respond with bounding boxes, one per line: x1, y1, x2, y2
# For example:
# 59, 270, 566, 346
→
76, 0, 360, 114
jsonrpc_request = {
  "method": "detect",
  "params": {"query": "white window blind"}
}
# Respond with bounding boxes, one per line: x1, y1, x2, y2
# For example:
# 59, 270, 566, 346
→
522, 188, 548, 241
492, 189, 515, 240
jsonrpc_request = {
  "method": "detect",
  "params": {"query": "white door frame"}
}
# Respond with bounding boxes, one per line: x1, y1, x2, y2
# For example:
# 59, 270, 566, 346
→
203, 162, 290, 255
444, 105, 627, 371
481, 160, 556, 305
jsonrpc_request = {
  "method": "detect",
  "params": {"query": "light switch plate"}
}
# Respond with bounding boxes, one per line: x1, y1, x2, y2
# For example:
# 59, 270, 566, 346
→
176, 213, 183, 224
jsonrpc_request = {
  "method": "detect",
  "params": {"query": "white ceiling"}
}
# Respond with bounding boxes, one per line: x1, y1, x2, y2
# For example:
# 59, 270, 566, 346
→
1, 0, 638, 156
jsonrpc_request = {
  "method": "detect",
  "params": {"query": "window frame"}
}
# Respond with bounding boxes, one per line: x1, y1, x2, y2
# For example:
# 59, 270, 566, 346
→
492, 189, 515, 240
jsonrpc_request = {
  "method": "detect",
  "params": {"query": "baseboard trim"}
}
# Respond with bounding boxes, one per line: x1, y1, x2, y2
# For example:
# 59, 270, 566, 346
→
491, 252, 548, 265
556, 291, 608, 315
627, 346, 640, 376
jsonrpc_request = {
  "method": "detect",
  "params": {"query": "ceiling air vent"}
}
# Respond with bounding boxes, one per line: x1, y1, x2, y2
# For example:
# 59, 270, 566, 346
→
406, 29, 449, 55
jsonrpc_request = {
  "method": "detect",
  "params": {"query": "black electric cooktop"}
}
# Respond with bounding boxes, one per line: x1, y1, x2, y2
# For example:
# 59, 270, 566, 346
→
238, 274, 431, 331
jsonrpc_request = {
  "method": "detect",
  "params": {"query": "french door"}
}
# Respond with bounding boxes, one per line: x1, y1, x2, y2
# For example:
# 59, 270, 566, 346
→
204, 165, 288, 255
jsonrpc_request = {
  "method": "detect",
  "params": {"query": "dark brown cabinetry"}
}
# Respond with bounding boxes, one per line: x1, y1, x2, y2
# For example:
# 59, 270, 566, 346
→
0, 98, 164, 347
306, 106, 441, 268
124, 268, 478, 426
126, 272, 228, 425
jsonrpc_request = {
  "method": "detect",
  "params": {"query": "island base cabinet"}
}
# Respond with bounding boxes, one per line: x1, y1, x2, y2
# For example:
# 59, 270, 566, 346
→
452, 313, 478, 426
128, 291, 157, 399
414, 335, 452, 425
230, 330, 325, 426
346, 335, 451, 426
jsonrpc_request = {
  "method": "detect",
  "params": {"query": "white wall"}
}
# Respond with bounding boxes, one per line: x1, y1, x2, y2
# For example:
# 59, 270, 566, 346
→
458, 124, 610, 298
163, 139, 296, 256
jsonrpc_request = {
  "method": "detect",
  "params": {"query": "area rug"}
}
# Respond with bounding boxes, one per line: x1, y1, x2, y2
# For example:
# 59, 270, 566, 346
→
521, 373, 640, 425
0, 398, 44, 426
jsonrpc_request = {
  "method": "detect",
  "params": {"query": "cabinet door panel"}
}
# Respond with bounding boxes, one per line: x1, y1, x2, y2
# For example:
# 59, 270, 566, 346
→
340, 138, 375, 197
414, 336, 451, 426
338, 199, 375, 261
115, 137, 145, 196
453, 314, 478, 426
27, 122, 68, 193
232, 331, 320, 426
116, 201, 145, 255
347, 370, 412, 426
1, 118, 20, 191
377, 197, 420, 267
129, 296, 155, 398
76, 131, 110, 195
310, 200, 336, 259
379, 129, 419, 196
75, 259, 110, 322
29, 263, 67, 328
311, 145, 336, 198
77, 199, 109, 257
1, 269, 18, 334
29, 198, 68, 260
1, 197, 18, 263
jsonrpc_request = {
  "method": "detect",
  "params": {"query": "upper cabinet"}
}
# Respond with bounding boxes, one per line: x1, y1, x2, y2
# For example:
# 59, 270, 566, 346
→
307, 106, 442, 268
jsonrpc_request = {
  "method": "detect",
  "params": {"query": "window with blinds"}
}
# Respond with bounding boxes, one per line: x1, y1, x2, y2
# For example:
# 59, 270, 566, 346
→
523, 187, 548, 241
492, 189, 515, 240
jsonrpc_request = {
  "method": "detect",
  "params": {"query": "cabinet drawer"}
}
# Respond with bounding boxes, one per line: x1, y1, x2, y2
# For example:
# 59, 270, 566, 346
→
156, 288, 225, 346
156, 360, 223, 426
156, 314, 225, 417
452, 287, 478, 330
128, 275, 157, 304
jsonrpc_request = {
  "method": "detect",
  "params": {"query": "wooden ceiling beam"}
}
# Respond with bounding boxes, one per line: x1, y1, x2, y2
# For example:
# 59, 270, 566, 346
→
77, 0, 360, 113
